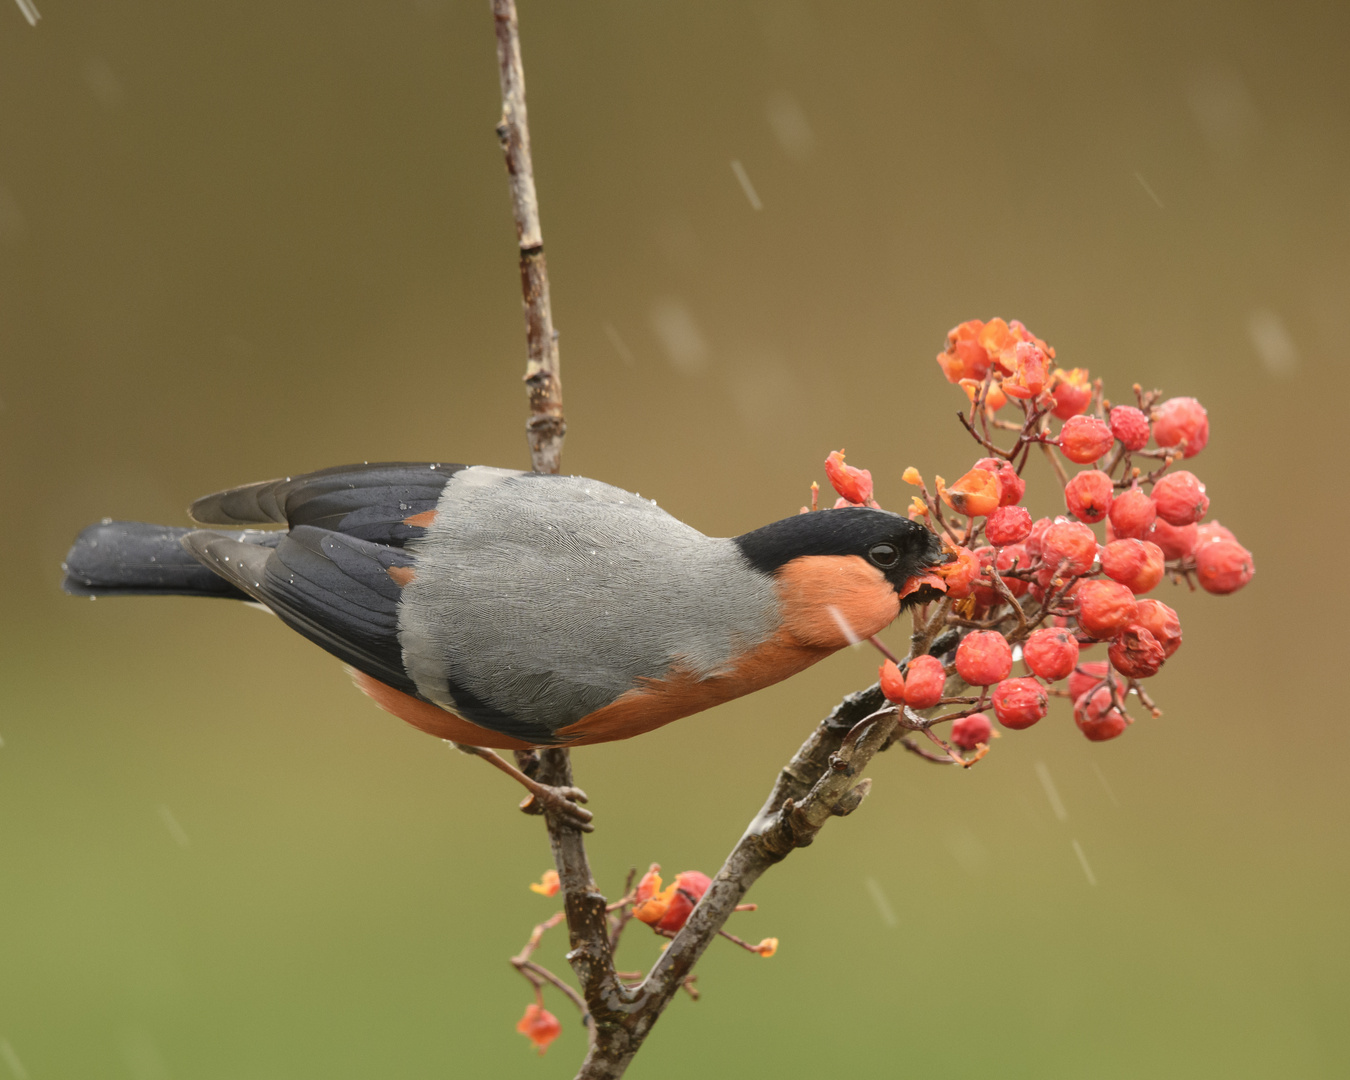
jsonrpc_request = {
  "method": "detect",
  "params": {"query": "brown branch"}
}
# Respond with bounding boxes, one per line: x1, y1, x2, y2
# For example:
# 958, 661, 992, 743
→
493, 0, 566, 475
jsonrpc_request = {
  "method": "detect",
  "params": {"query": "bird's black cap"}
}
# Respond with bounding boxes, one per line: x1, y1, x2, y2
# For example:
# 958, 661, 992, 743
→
734, 507, 947, 605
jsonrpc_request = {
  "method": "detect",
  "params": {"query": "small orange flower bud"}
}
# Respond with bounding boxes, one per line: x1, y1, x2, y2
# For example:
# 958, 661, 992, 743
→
754, 937, 779, 958
902, 466, 923, 486
528, 869, 560, 897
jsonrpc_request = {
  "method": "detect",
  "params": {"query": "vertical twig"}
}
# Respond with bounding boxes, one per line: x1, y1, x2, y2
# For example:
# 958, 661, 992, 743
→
493, 0, 566, 476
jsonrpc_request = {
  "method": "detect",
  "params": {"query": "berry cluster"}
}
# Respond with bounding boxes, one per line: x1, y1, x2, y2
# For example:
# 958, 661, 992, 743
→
826, 316, 1252, 757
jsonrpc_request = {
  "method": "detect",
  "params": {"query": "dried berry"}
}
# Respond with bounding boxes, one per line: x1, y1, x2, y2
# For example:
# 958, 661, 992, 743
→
1074, 685, 1129, 742
1058, 415, 1114, 464
1067, 660, 1123, 703
517, 1003, 563, 1054
1108, 405, 1151, 451
1075, 579, 1140, 639
1109, 625, 1166, 678
1003, 341, 1047, 399
937, 545, 980, 599
1023, 516, 1053, 560
903, 655, 947, 709
1100, 539, 1165, 594
955, 630, 1013, 685
1109, 486, 1157, 539
1049, 368, 1092, 419
1023, 627, 1080, 681
1041, 519, 1098, 577
975, 456, 1026, 506
941, 467, 1002, 517
879, 660, 906, 704
951, 712, 993, 750
1064, 469, 1113, 524
937, 320, 991, 383
1152, 470, 1209, 526
1146, 517, 1198, 561
655, 870, 712, 934
1133, 599, 1182, 657
1195, 539, 1255, 595
986, 505, 1033, 546
991, 677, 1048, 730
824, 450, 873, 505
1152, 396, 1209, 458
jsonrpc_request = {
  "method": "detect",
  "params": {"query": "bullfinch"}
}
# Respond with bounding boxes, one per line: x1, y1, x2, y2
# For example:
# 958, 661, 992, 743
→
64, 463, 948, 821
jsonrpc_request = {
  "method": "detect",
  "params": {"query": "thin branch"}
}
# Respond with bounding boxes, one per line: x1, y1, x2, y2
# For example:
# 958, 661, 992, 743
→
493, 0, 566, 475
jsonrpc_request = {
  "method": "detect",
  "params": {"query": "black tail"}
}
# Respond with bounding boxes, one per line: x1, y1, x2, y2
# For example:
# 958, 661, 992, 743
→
62, 521, 282, 599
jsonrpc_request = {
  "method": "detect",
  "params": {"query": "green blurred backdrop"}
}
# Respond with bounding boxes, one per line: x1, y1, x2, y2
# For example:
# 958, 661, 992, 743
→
1, 2, 1346, 1077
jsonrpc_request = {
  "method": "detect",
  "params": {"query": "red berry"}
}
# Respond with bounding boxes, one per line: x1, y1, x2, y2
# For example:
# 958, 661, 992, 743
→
1041, 519, 1098, 577
879, 660, 906, 704
1146, 517, 1198, 561
955, 630, 1013, 686
1064, 469, 1113, 524
951, 712, 993, 750
1023, 627, 1080, 681
986, 505, 1033, 546
1049, 368, 1092, 419
1068, 660, 1123, 704
1151, 470, 1209, 526
904, 655, 947, 709
991, 677, 1048, 730
1152, 396, 1209, 458
1196, 521, 1236, 547
1133, 599, 1182, 657
1023, 517, 1053, 560
1075, 579, 1140, 639
1108, 405, 1151, 451
975, 456, 1026, 506
1058, 415, 1115, 464
1108, 626, 1166, 678
1100, 539, 1165, 594
1074, 685, 1129, 741
1109, 486, 1157, 539
1195, 539, 1254, 595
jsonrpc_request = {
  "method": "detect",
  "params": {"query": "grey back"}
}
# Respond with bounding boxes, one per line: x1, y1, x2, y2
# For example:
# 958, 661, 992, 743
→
398, 467, 780, 733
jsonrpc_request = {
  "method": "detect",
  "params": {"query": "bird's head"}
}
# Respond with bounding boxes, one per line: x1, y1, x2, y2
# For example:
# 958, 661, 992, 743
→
734, 507, 950, 634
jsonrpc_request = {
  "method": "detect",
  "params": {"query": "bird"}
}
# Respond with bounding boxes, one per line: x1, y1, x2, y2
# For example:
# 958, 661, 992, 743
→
63, 462, 949, 828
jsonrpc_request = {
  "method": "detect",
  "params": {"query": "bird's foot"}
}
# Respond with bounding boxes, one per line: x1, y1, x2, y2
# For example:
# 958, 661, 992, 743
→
519, 783, 593, 832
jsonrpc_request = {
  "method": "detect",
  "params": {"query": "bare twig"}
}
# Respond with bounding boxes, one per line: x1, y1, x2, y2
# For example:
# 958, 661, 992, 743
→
493, 0, 566, 475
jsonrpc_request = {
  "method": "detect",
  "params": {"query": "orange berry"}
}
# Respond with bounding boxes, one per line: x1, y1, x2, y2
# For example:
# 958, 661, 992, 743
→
1109, 486, 1157, 539
1065, 469, 1113, 524
1195, 539, 1254, 594
1100, 539, 1165, 594
991, 677, 1048, 730
1023, 627, 1080, 681
1152, 470, 1209, 526
1108, 626, 1166, 678
879, 660, 906, 704
955, 630, 1013, 685
1074, 685, 1128, 741
1134, 599, 1182, 657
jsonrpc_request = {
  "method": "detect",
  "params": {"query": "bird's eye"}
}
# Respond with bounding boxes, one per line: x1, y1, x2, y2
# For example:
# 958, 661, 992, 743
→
868, 542, 899, 568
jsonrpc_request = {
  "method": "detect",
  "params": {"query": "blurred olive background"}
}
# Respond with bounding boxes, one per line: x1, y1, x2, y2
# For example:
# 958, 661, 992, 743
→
1, 1, 1346, 1077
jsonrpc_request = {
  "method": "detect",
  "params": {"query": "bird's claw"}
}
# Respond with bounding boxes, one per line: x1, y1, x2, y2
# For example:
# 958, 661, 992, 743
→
519, 784, 594, 832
